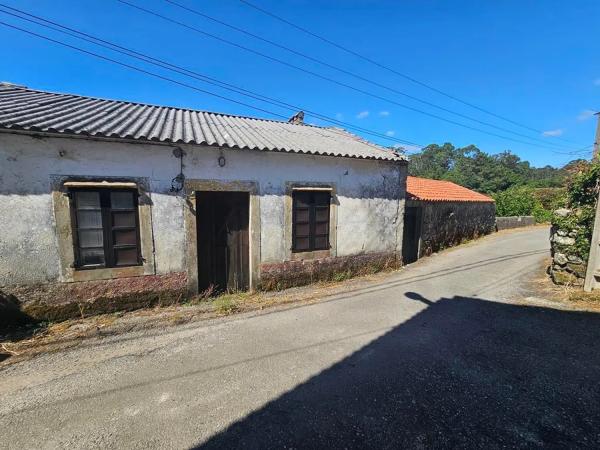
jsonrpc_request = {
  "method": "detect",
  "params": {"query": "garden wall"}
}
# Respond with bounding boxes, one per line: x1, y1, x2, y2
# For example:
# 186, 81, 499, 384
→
496, 216, 535, 231
411, 200, 496, 256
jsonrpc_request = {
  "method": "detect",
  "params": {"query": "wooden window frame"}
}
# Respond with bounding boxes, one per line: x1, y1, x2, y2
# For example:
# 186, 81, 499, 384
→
70, 188, 142, 270
292, 190, 331, 253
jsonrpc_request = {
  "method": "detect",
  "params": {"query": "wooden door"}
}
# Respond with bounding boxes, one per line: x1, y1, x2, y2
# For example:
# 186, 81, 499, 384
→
402, 207, 421, 264
196, 191, 249, 293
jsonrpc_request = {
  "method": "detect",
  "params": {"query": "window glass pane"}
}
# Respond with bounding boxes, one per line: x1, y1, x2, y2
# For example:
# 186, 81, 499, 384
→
294, 223, 310, 237
293, 192, 311, 207
114, 229, 137, 246
78, 229, 103, 248
113, 211, 136, 227
114, 248, 138, 266
76, 210, 103, 229
294, 208, 309, 222
75, 191, 100, 209
110, 191, 134, 209
314, 192, 330, 206
315, 222, 328, 235
79, 248, 105, 266
314, 236, 329, 250
315, 207, 329, 221
294, 237, 310, 251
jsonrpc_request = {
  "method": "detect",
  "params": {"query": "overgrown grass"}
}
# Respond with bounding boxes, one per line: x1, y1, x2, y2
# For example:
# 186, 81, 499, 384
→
212, 292, 256, 315
568, 290, 600, 304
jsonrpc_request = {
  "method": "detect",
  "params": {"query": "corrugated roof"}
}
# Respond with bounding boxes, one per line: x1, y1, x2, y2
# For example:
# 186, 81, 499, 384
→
406, 176, 494, 202
0, 84, 405, 162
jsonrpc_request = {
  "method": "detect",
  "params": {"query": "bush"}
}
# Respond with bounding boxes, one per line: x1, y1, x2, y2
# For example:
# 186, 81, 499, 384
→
494, 185, 566, 223
567, 161, 600, 207
493, 185, 537, 217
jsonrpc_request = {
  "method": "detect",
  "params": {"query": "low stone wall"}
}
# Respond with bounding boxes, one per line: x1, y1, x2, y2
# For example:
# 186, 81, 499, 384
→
549, 209, 586, 286
496, 216, 536, 231
260, 251, 400, 291
416, 201, 496, 257
1, 272, 187, 323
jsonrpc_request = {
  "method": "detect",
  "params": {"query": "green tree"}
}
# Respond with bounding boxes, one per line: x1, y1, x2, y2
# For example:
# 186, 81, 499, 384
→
408, 143, 570, 193
407, 143, 457, 179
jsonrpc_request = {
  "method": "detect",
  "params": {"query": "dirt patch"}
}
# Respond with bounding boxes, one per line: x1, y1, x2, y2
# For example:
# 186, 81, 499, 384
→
524, 258, 600, 313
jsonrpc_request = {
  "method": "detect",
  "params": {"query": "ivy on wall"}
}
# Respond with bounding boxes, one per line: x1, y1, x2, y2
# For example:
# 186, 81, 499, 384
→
551, 161, 600, 261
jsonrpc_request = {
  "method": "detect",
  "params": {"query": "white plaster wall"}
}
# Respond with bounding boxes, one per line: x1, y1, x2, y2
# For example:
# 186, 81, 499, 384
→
0, 132, 406, 285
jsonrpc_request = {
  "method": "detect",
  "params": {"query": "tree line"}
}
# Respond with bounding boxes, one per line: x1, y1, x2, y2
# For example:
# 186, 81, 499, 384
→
406, 143, 587, 220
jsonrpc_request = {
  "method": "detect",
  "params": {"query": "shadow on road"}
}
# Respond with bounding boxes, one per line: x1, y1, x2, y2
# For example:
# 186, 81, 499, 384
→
197, 293, 600, 449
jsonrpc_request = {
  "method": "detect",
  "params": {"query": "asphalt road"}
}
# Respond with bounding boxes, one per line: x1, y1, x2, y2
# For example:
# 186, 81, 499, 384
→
3, 227, 600, 449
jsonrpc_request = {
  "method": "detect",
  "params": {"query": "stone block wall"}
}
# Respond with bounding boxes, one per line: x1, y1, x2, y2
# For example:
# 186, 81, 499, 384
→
416, 201, 496, 257
260, 251, 400, 291
549, 209, 586, 286
496, 216, 535, 231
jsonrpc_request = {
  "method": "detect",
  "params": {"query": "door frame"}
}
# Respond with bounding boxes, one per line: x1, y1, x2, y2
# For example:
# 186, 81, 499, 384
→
184, 179, 260, 296
403, 201, 424, 263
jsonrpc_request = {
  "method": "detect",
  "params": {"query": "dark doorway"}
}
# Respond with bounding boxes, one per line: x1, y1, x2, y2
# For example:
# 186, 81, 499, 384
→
402, 206, 421, 264
196, 191, 250, 293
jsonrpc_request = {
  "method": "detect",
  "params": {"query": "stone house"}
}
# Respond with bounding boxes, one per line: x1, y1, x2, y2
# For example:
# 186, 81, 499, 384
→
0, 84, 407, 318
402, 176, 495, 263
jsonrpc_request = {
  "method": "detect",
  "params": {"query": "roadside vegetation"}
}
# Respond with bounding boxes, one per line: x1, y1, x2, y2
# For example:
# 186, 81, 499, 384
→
551, 160, 600, 262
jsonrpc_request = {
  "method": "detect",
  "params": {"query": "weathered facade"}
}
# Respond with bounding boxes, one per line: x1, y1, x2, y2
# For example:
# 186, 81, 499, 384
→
0, 85, 407, 319
402, 176, 495, 263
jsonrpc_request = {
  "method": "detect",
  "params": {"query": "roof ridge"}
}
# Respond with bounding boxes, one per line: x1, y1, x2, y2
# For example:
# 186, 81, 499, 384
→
0, 84, 325, 129
406, 176, 494, 202
325, 126, 401, 157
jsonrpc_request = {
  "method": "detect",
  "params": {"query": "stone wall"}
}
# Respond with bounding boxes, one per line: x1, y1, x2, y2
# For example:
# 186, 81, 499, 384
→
260, 251, 400, 291
413, 201, 496, 257
549, 209, 587, 286
496, 216, 536, 231
1, 272, 187, 322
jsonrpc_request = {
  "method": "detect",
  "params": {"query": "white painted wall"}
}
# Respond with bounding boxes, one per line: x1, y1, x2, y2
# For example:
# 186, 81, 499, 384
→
0, 132, 406, 285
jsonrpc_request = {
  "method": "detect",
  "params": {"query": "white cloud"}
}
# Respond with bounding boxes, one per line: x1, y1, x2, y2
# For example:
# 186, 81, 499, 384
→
594, 78, 600, 86
577, 109, 596, 121
542, 128, 564, 137
356, 110, 369, 119
385, 130, 395, 137
335, 112, 343, 120
379, 111, 390, 117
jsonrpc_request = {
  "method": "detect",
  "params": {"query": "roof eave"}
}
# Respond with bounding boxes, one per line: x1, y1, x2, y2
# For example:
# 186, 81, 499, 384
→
0, 127, 407, 163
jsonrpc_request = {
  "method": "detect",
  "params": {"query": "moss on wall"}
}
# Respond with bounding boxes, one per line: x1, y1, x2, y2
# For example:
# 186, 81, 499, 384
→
259, 252, 400, 291
417, 201, 496, 256
2, 272, 187, 322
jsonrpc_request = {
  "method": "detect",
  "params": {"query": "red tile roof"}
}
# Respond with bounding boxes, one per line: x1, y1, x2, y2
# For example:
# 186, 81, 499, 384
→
406, 176, 494, 203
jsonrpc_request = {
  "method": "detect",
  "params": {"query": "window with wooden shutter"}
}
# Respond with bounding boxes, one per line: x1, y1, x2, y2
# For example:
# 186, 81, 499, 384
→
71, 189, 141, 269
292, 191, 331, 252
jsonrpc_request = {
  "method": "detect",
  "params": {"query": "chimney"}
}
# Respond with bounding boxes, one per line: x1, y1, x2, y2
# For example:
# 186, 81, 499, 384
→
288, 111, 304, 125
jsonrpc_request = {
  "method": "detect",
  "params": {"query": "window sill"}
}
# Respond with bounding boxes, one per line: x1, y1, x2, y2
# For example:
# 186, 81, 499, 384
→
290, 249, 331, 261
70, 265, 146, 282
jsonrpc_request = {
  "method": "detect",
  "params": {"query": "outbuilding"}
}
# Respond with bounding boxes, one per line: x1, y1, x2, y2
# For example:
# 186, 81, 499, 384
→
0, 84, 407, 317
402, 176, 496, 263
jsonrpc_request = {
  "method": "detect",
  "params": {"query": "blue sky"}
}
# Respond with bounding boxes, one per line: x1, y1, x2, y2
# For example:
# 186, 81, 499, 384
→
1, 0, 599, 167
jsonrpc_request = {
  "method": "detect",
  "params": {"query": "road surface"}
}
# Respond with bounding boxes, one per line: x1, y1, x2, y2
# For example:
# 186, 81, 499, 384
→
3, 227, 600, 449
